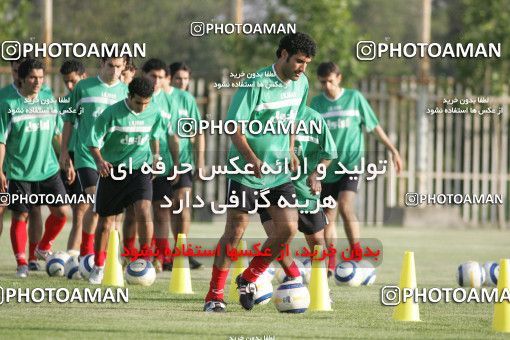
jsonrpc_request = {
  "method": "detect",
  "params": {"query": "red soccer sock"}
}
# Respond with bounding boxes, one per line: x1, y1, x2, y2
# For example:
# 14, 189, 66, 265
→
10, 219, 28, 266
242, 256, 271, 283
205, 265, 229, 302
328, 253, 337, 272
154, 238, 169, 262
80, 231, 95, 256
29, 242, 38, 262
283, 260, 301, 278
95, 250, 107, 267
38, 214, 67, 251
139, 243, 152, 261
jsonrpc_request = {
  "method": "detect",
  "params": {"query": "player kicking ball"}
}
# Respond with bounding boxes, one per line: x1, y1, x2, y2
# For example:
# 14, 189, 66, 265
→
310, 62, 403, 275
0, 59, 70, 278
259, 106, 337, 281
86, 77, 163, 284
204, 32, 316, 312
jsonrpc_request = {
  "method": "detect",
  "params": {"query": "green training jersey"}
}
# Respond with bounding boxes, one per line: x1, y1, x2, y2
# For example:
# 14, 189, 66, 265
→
87, 99, 163, 170
152, 90, 178, 176
65, 76, 128, 170
0, 89, 61, 181
226, 64, 309, 189
310, 89, 379, 183
168, 87, 201, 170
293, 107, 337, 212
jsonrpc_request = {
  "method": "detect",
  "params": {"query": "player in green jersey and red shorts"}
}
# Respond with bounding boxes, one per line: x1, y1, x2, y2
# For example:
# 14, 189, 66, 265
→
259, 106, 337, 281
310, 61, 403, 276
204, 32, 316, 312
122, 58, 180, 271
60, 56, 128, 260
86, 76, 164, 284
57, 59, 87, 258
0, 59, 70, 278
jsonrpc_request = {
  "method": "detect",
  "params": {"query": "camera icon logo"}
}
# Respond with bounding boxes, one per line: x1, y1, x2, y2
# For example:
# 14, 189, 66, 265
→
1, 41, 21, 61
190, 22, 206, 37
356, 41, 377, 61
381, 286, 401, 306
405, 192, 419, 207
0, 193, 11, 206
178, 118, 197, 138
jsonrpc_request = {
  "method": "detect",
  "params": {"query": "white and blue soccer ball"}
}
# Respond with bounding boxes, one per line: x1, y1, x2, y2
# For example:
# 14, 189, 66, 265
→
46, 251, 70, 277
483, 261, 499, 287
125, 259, 156, 286
254, 278, 273, 305
79, 254, 95, 280
457, 261, 485, 288
64, 256, 81, 280
334, 261, 366, 287
261, 264, 276, 282
357, 260, 377, 286
273, 281, 310, 313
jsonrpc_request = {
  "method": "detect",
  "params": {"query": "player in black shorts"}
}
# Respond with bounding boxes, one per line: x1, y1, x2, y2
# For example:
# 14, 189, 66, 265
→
57, 59, 87, 258
87, 77, 163, 284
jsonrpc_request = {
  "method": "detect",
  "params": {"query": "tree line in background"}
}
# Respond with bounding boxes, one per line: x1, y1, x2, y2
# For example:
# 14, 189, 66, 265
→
1, 0, 508, 92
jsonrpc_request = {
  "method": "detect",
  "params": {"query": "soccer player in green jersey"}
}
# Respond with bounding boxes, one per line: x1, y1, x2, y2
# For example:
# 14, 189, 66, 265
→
166, 61, 205, 270
86, 76, 164, 284
204, 32, 316, 312
60, 56, 128, 259
310, 62, 402, 275
169, 62, 191, 91
121, 60, 137, 85
0, 59, 70, 278
259, 106, 337, 281
0, 56, 48, 272
121, 58, 180, 272
58, 59, 87, 258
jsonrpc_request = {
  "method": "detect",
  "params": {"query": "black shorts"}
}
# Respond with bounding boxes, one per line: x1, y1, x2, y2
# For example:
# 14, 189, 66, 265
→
76, 167, 99, 192
8, 172, 67, 212
321, 174, 360, 201
152, 176, 173, 201
94, 169, 153, 217
62, 151, 82, 196
225, 180, 296, 213
172, 171, 193, 190
259, 208, 328, 235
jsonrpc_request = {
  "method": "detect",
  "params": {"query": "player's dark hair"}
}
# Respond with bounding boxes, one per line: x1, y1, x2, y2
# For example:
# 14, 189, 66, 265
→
18, 58, 44, 79
168, 61, 191, 77
128, 76, 155, 98
317, 62, 341, 77
276, 32, 317, 60
100, 46, 129, 62
124, 61, 137, 72
142, 58, 167, 75
60, 59, 85, 76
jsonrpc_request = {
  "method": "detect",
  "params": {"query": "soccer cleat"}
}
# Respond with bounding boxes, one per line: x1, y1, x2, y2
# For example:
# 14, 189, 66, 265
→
203, 300, 226, 313
35, 247, 52, 262
88, 266, 104, 285
163, 261, 173, 271
236, 275, 257, 310
152, 258, 163, 273
28, 261, 41, 271
16, 265, 29, 278
189, 257, 203, 270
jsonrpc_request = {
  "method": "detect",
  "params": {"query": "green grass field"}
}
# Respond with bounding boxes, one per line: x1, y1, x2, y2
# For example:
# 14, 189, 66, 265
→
0, 221, 508, 339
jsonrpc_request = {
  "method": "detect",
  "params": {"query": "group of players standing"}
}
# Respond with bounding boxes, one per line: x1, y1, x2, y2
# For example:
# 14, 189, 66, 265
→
0, 32, 402, 313
0, 53, 204, 282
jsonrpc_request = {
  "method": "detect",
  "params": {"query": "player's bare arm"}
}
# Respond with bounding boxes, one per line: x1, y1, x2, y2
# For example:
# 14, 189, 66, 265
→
89, 147, 112, 177
372, 125, 403, 174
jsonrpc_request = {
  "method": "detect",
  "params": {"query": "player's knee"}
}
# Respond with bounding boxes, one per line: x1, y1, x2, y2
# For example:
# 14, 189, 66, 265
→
13, 211, 29, 221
